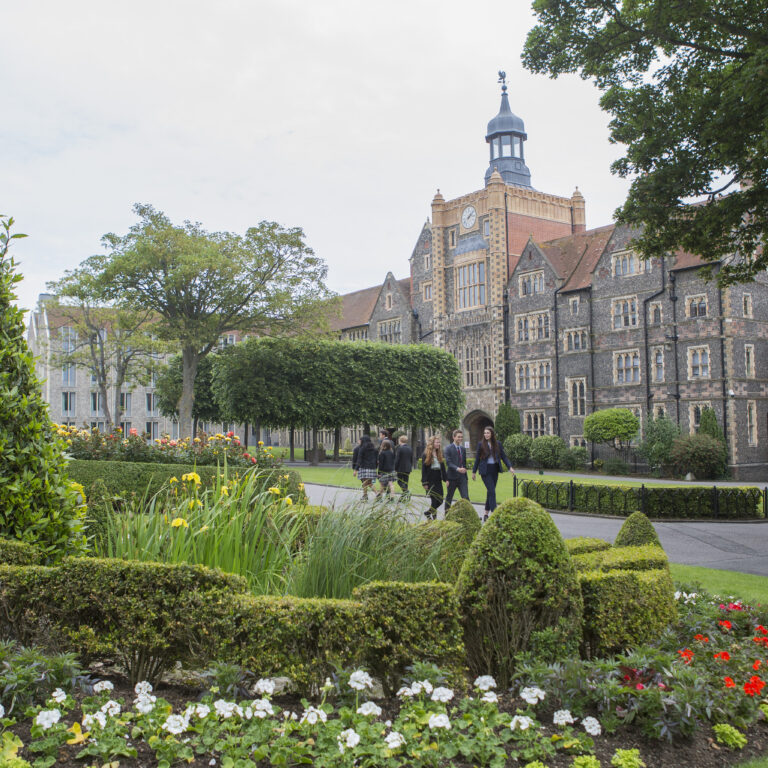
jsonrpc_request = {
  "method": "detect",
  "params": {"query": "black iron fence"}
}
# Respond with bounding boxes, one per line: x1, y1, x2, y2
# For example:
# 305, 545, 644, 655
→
514, 477, 765, 520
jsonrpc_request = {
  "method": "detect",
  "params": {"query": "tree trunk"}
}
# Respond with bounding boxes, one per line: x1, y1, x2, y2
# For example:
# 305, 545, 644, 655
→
254, 420, 261, 443
289, 426, 295, 461
178, 346, 199, 438
244, 421, 249, 448
411, 425, 418, 469
310, 428, 319, 465
333, 426, 340, 461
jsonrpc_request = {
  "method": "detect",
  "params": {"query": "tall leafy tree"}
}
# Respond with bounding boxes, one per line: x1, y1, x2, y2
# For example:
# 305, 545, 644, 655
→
155, 353, 223, 429
583, 407, 639, 456
47, 254, 164, 427
523, 0, 768, 283
102, 204, 332, 436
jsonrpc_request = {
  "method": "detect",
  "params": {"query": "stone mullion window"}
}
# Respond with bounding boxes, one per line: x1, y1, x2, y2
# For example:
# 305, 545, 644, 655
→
614, 349, 641, 384
686, 295, 708, 318
567, 377, 587, 416
611, 296, 638, 329
688, 345, 710, 379
523, 411, 546, 438
747, 401, 757, 446
516, 311, 550, 343
519, 270, 545, 297
516, 359, 552, 392
456, 261, 486, 309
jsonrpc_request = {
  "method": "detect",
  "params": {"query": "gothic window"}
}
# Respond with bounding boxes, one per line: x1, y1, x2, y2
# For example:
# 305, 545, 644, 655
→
614, 350, 641, 384
456, 261, 486, 309
378, 319, 401, 344
520, 270, 545, 296
649, 302, 662, 324
748, 401, 757, 446
570, 297, 579, 315
422, 281, 432, 301
516, 360, 551, 392
524, 411, 546, 438
746, 344, 755, 378
570, 435, 587, 448
653, 347, 665, 382
424, 253, 431, 270
743, 293, 753, 318
483, 344, 492, 385
688, 346, 710, 378
689, 402, 712, 434
564, 328, 588, 352
385, 293, 393, 310
568, 378, 587, 416
516, 311, 549, 342
687, 295, 708, 318
612, 297, 638, 329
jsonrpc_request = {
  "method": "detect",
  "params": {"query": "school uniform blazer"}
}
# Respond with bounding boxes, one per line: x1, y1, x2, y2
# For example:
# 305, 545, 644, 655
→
421, 456, 447, 484
472, 443, 513, 476
394, 444, 413, 473
444, 442, 468, 481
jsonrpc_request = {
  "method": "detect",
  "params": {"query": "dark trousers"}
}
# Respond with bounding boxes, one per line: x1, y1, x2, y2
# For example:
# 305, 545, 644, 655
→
396, 472, 410, 493
423, 468, 444, 515
445, 474, 469, 509
481, 465, 500, 512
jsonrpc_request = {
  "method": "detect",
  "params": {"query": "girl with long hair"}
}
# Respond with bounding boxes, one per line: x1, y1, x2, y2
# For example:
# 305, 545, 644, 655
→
376, 438, 396, 499
471, 425, 515, 520
421, 434, 447, 519
352, 434, 378, 501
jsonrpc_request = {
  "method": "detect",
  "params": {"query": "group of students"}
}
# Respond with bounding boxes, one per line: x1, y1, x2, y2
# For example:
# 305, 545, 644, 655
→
351, 426, 515, 521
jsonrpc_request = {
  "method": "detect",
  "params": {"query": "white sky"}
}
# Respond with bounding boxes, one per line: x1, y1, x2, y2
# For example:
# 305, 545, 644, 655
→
3, 0, 631, 312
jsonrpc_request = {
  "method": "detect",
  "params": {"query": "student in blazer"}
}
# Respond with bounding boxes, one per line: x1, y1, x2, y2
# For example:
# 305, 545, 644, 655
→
444, 428, 470, 510
472, 425, 514, 520
421, 434, 447, 520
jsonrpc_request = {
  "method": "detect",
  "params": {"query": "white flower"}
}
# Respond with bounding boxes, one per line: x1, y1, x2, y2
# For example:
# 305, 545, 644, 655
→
520, 686, 546, 705
431, 686, 454, 703
82, 711, 107, 731
510, 715, 535, 731
134, 681, 153, 696
213, 700, 243, 719
396, 686, 414, 698
247, 699, 273, 719
35, 709, 61, 730
582, 716, 602, 736
553, 709, 576, 726
428, 713, 451, 730
348, 670, 373, 691
385, 730, 406, 750
51, 688, 67, 704
209, 761, 216, 767
135, 694, 157, 715
162, 714, 189, 735
337, 728, 360, 753
474, 675, 497, 691
299, 706, 327, 725
481, 691, 499, 704
195, 703, 211, 719
100, 700, 121, 717
254, 678, 275, 697
674, 590, 699, 604
416, 680, 433, 694
357, 701, 382, 717
93, 680, 114, 694
0, 703, 4, 718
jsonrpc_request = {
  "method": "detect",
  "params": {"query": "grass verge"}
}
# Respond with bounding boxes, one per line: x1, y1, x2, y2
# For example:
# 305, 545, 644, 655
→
670, 563, 768, 606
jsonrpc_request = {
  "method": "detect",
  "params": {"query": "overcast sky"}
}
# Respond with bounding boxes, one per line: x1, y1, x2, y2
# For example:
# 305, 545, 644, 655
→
4, 0, 631, 312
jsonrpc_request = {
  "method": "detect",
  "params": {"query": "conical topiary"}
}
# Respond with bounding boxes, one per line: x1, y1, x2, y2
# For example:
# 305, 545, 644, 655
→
455, 497, 583, 686
0, 216, 86, 557
614, 511, 662, 548
445, 497, 481, 543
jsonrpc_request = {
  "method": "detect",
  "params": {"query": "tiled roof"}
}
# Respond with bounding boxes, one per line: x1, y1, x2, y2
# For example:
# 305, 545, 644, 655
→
328, 285, 381, 331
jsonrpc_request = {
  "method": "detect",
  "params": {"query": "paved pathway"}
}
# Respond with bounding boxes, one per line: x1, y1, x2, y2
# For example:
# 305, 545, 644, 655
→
303, 482, 768, 578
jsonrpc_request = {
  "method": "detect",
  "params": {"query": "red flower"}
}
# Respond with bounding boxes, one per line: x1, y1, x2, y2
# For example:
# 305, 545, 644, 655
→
744, 676, 766, 697
635, 683, 645, 690
227, 431, 234, 437
694, 634, 709, 643
243, 453, 250, 459
251, 457, 257, 464
719, 620, 732, 630
754, 637, 768, 647
657, 683, 667, 690
754, 660, 762, 671
756, 625, 768, 635
714, 651, 731, 661
724, 677, 736, 688
678, 648, 694, 664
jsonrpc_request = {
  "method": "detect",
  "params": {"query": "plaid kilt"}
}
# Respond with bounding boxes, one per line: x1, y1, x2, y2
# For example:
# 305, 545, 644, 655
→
378, 471, 397, 483
358, 468, 378, 480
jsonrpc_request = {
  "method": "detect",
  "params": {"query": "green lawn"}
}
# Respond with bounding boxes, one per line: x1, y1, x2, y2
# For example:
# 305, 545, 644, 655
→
669, 564, 768, 606
736, 758, 768, 768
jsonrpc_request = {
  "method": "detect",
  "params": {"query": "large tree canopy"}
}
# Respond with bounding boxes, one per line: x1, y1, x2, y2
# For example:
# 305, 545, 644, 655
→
211, 338, 465, 431
524, 0, 768, 284
101, 204, 333, 436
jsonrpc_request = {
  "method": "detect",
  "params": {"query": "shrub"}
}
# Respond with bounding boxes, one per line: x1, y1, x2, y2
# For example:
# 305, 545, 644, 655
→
699, 407, 726, 446
411, 521, 470, 583
712, 723, 747, 750
494, 403, 519, 444
603, 457, 630, 476
455, 497, 583, 686
530, 435, 567, 468
669, 433, 728, 479
445, 498, 481, 543
572, 545, 669, 574
560, 446, 588, 470
0, 538, 44, 566
564, 537, 611, 556
615, 511, 662, 548
0, 217, 86, 558
354, 581, 464, 695
584, 408, 639, 452
579, 568, 676, 656
504, 433, 533, 465
637, 414, 680, 472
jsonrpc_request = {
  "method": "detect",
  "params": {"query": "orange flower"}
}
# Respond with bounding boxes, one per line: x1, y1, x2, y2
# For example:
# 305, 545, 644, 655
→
678, 648, 694, 664
719, 620, 732, 630
744, 675, 766, 697
753, 660, 762, 671
714, 651, 731, 661
724, 677, 736, 688
694, 634, 709, 643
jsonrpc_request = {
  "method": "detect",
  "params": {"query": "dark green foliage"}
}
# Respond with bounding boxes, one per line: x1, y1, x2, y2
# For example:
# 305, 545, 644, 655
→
560, 446, 588, 470
289, 505, 328, 551
579, 569, 677, 657
494, 403, 518, 444
212, 337, 464, 430
638, 415, 680, 472
699, 407, 726, 446
564, 537, 611, 556
603, 457, 630, 476
530, 434, 567, 468
353, 581, 465, 695
0, 216, 86, 558
0, 538, 44, 566
523, 0, 768, 285
155, 353, 222, 422
504, 433, 532, 465
615, 511, 662, 548
445, 498, 481, 543
572, 544, 669, 574
84, 479, 113, 553
455, 497, 583, 686
411, 521, 471, 583
669, 433, 728, 479
519, 478, 761, 519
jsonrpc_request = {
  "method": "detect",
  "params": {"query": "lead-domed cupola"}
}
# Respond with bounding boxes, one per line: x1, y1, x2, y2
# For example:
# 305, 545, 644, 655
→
484, 71, 532, 188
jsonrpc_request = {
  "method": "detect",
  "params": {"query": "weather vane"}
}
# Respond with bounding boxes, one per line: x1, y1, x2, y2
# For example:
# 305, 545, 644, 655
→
498, 70, 507, 93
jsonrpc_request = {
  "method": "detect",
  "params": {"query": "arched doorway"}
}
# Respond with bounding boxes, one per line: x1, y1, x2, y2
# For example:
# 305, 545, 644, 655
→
463, 410, 494, 452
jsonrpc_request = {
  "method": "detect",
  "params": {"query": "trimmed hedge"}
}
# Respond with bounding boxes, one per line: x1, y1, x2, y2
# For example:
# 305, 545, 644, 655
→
68, 459, 304, 504
0, 538, 45, 566
445, 498, 481, 544
412, 520, 470, 583
520, 478, 763, 519
564, 537, 611, 556
579, 569, 677, 657
354, 581, 465, 695
615, 511, 662, 548
572, 545, 669, 574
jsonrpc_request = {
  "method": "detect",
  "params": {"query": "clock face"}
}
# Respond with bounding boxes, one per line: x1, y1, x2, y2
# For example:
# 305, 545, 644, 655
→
461, 205, 477, 229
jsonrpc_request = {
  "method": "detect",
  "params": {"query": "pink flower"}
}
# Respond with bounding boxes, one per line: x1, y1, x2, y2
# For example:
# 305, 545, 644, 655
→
635, 683, 645, 690
129, 428, 138, 436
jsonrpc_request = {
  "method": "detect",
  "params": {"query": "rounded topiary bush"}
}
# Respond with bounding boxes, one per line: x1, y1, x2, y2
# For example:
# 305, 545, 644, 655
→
530, 434, 567, 468
455, 497, 583, 686
445, 498, 481, 543
504, 433, 532, 465
614, 511, 662, 548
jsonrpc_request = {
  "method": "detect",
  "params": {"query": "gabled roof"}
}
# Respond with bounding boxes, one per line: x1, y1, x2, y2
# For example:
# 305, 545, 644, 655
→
397, 277, 412, 306
328, 285, 381, 331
